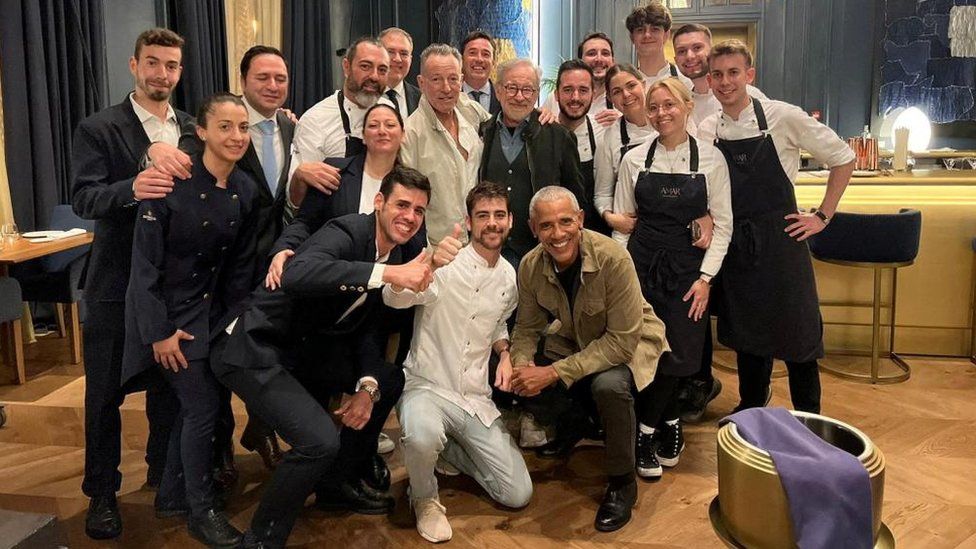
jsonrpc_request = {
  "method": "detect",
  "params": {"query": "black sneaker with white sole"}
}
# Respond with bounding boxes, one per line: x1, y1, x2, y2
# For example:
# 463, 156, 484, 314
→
636, 431, 662, 478
655, 422, 684, 468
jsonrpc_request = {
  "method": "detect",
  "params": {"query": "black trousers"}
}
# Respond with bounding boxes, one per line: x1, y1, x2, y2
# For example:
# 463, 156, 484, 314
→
636, 373, 682, 428
220, 367, 340, 548
690, 319, 715, 383
82, 300, 178, 497
521, 364, 636, 477
212, 335, 275, 457
157, 359, 221, 516
736, 351, 821, 413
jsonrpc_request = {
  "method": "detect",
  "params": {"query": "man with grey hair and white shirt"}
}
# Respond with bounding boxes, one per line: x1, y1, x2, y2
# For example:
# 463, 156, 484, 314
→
400, 43, 491, 245
478, 58, 588, 267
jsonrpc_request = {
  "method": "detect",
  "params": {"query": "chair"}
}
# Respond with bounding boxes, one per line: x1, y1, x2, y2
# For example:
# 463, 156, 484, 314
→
808, 209, 922, 384
0, 276, 25, 385
12, 205, 93, 364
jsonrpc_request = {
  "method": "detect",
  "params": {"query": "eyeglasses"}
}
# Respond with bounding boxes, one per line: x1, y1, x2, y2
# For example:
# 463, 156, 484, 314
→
503, 84, 538, 98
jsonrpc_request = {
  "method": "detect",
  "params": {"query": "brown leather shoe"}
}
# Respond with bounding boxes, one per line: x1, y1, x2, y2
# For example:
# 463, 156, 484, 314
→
241, 426, 283, 470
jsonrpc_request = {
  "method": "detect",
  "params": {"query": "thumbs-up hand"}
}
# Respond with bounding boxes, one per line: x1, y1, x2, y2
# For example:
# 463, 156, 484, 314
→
383, 250, 434, 293
432, 223, 464, 269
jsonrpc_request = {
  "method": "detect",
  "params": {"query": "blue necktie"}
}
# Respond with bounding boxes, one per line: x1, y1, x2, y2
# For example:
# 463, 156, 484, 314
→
257, 119, 277, 192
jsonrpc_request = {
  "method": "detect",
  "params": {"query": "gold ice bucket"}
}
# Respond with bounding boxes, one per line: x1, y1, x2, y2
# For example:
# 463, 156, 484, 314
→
711, 411, 892, 548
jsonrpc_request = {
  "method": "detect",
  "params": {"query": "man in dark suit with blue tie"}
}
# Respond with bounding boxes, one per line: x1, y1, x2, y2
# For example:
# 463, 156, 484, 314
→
215, 165, 444, 547
70, 28, 197, 540
209, 44, 296, 483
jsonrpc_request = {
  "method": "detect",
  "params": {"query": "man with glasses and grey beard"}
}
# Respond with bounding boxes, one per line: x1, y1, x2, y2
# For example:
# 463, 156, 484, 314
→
478, 58, 587, 268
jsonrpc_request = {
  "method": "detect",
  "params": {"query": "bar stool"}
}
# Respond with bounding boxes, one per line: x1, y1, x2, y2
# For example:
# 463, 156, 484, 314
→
809, 209, 922, 384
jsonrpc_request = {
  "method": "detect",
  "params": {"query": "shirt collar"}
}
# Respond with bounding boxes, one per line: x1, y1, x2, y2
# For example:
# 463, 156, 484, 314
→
388, 80, 407, 98
129, 92, 176, 124
243, 96, 276, 128
496, 115, 529, 134
462, 80, 492, 96
721, 97, 757, 123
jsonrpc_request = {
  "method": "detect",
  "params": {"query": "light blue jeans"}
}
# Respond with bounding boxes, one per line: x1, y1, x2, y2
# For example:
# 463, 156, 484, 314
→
398, 389, 533, 508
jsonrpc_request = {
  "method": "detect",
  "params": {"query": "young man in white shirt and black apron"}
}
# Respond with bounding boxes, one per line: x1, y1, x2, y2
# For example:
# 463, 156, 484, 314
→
697, 40, 855, 413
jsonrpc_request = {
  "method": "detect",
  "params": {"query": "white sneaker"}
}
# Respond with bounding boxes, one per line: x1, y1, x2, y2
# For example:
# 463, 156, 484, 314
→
413, 497, 452, 543
378, 432, 395, 454
435, 456, 460, 477
519, 413, 549, 448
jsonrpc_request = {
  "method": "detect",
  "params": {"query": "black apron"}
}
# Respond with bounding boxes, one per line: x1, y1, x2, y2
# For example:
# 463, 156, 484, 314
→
627, 136, 708, 377
713, 98, 823, 362
581, 117, 611, 235
338, 91, 366, 158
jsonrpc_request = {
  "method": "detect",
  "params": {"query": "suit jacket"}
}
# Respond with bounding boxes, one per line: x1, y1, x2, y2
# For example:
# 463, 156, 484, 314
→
270, 154, 365, 256
487, 82, 502, 115
217, 212, 426, 386
234, 110, 295, 274
71, 97, 198, 302
404, 82, 421, 115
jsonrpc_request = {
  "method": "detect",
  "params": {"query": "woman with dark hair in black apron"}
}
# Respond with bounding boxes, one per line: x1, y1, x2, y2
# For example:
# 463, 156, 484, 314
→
697, 42, 854, 415
122, 93, 260, 546
593, 64, 656, 242
615, 78, 732, 479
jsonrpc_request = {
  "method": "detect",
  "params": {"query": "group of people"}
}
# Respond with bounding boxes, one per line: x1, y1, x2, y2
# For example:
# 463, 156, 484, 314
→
70, 2, 855, 547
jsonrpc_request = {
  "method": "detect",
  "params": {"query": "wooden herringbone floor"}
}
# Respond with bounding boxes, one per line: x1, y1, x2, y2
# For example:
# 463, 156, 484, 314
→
1, 336, 975, 548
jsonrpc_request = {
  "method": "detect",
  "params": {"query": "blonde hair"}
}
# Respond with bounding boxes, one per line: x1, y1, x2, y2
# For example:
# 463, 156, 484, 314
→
645, 77, 694, 111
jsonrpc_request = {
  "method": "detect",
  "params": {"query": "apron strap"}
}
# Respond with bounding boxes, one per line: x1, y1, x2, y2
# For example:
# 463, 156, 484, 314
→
753, 97, 769, 133
338, 91, 353, 137
643, 135, 700, 172
669, 63, 678, 77
586, 117, 596, 154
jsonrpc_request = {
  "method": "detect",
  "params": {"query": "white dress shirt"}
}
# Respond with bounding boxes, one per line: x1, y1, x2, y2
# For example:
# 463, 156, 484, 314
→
129, 93, 179, 146
386, 80, 409, 115
357, 172, 383, 214
244, 98, 285, 189
383, 245, 517, 427
462, 80, 493, 112
691, 84, 768, 130
593, 117, 657, 215
571, 118, 607, 164
697, 97, 856, 183
640, 63, 695, 92
613, 137, 733, 277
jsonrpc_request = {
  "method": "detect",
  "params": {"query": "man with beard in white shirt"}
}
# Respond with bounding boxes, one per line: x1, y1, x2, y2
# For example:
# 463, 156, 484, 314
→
542, 32, 620, 128
386, 182, 532, 543
288, 37, 391, 212
672, 24, 768, 130
625, 2, 694, 92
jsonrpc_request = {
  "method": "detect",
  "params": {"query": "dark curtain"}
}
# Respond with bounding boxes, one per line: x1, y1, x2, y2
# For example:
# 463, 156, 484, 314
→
283, 0, 333, 116
0, 0, 106, 231
166, 0, 228, 116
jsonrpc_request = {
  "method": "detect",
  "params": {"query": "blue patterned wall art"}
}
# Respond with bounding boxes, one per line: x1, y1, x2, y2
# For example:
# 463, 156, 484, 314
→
435, 0, 533, 64
880, 0, 976, 123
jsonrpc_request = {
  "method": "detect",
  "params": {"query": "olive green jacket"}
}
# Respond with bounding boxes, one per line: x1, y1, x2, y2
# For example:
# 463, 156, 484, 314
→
510, 229, 669, 391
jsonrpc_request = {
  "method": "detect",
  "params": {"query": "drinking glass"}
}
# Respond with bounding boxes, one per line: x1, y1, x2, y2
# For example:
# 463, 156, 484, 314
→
1, 223, 20, 246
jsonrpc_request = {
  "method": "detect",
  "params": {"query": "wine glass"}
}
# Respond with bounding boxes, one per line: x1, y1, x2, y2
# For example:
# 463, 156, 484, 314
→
1, 222, 20, 246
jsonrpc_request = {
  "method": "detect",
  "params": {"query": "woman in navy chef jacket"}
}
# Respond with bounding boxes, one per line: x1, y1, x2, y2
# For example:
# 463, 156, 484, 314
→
122, 93, 258, 547
613, 78, 732, 481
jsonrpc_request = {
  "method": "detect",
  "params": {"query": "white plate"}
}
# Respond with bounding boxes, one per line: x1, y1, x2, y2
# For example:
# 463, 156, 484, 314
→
25, 236, 56, 243
22, 230, 64, 238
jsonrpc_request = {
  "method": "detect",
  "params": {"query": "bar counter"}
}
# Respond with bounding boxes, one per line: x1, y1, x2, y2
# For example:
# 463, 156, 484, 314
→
794, 169, 976, 357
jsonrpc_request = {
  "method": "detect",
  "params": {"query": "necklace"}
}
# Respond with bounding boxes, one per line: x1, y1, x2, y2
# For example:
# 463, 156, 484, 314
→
659, 144, 686, 174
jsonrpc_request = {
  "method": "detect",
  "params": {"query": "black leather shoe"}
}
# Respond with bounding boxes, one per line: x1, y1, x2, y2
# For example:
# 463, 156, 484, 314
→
594, 481, 637, 532
213, 444, 239, 492
85, 495, 122, 540
241, 427, 283, 471
361, 453, 391, 492
237, 530, 266, 548
188, 508, 242, 547
315, 480, 395, 515
536, 432, 584, 459
680, 378, 723, 424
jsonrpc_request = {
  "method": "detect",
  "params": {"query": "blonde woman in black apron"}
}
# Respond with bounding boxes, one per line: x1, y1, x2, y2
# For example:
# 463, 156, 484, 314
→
614, 78, 732, 479
593, 64, 656, 243
697, 40, 854, 414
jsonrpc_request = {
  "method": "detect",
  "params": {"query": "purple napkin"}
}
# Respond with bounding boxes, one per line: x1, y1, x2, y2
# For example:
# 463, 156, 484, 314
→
721, 407, 873, 549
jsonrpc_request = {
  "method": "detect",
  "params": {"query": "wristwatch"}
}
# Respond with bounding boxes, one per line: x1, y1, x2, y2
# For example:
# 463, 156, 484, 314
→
812, 208, 830, 225
358, 382, 381, 403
